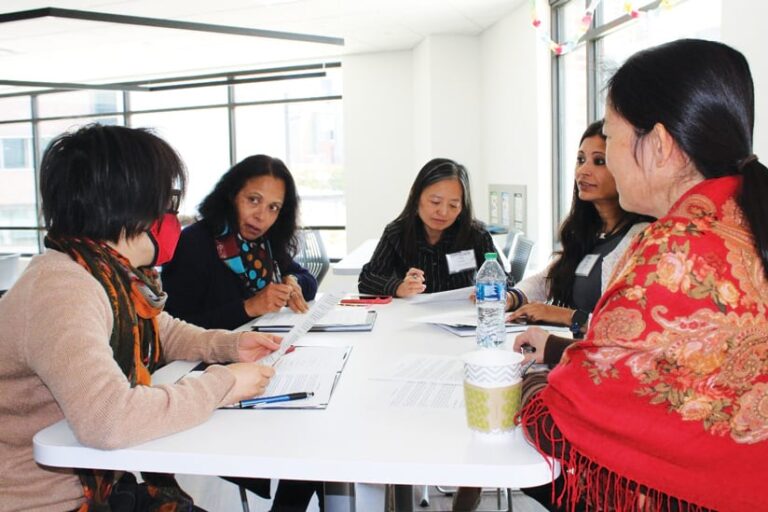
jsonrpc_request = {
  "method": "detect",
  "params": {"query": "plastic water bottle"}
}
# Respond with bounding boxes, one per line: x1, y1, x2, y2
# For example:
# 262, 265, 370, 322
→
475, 252, 507, 348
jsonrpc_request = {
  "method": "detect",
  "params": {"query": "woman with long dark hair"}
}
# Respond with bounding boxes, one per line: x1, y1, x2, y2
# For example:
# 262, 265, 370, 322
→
505, 121, 652, 337
163, 155, 317, 330
516, 39, 768, 511
359, 158, 512, 298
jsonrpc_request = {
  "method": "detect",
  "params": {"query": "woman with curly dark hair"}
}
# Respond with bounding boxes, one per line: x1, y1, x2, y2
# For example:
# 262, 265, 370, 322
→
163, 155, 317, 330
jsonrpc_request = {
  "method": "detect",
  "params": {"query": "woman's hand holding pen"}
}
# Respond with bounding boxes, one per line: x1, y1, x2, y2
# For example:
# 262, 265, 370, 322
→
512, 326, 549, 364
506, 303, 573, 326
244, 283, 293, 316
283, 275, 309, 313
237, 332, 282, 362
395, 267, 426, 298
226, 363, 276, 404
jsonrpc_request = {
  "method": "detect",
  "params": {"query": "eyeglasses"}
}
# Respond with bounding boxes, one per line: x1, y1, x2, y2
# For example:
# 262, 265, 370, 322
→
167, 189, 181, 215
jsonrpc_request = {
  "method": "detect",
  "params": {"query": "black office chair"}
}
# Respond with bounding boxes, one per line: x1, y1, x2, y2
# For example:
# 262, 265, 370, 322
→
295, 229, 330, 285
508, 234, 534, 285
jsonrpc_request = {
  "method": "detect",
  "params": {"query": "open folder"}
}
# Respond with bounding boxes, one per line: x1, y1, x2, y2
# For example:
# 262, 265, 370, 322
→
250, 307, 377, 333
415, 311, 572, 337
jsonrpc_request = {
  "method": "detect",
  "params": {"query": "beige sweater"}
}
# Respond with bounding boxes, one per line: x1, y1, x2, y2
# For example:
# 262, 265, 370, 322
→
0, 251, 243, 512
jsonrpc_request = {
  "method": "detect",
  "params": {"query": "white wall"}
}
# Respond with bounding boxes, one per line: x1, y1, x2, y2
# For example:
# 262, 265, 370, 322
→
721, 0, 768, 157
480, 7, 553, 268
342, 51, 415, 250
342, 1, 549, 264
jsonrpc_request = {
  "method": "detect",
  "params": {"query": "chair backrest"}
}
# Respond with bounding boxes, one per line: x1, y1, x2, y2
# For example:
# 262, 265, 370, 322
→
508, 235, 534, 285
502, 229, 521, 260
295, 229, 330, 285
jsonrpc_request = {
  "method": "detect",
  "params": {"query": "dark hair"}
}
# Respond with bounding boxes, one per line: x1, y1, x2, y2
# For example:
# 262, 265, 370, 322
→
40, 124, 186, 242
198, 155, 299, 266
394, 158, 483, 261
547, 120, 653, 305
608, 38, 768, 279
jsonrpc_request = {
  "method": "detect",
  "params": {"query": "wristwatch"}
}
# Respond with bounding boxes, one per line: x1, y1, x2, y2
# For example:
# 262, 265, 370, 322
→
570, 309, 589, 336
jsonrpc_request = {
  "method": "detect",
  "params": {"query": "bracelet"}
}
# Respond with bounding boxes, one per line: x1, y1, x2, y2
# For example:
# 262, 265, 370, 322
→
509, 288, 525, 310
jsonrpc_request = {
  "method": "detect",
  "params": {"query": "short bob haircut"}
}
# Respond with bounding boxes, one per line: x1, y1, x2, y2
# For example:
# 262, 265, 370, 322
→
198, 155, 299, 267
394, 157, 482, 260
40, 124, 186, 242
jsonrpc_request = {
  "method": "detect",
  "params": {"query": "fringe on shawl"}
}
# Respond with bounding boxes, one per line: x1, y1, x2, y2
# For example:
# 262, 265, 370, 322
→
518, 394, 712, 512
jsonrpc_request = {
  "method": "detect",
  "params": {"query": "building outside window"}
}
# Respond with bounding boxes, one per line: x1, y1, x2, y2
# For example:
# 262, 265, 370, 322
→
551, 0, 722, 233
0, 65, 346, 259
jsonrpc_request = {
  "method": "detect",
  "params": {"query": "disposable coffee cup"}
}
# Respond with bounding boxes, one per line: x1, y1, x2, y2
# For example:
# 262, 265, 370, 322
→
462, 349, 524, 436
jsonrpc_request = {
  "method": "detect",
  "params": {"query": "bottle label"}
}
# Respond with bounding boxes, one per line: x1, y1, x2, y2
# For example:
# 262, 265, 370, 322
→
476, 283, 503, 301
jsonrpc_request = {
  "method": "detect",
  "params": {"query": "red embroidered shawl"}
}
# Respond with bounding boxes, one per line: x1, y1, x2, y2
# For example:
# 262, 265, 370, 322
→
521, 176, 768, 511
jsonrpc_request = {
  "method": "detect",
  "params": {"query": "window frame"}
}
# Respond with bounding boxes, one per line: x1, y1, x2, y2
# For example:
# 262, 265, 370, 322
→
0, 63, 344, 258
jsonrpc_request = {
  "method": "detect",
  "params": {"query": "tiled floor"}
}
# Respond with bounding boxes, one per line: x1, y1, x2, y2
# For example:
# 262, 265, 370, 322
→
176, 475, 549, 512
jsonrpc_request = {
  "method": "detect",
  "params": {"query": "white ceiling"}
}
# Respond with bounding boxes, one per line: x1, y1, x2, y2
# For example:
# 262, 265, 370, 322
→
0, 0, 526, 91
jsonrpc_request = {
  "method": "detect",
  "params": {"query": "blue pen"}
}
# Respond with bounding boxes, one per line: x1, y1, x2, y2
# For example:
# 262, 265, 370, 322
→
238, 391, 314, 408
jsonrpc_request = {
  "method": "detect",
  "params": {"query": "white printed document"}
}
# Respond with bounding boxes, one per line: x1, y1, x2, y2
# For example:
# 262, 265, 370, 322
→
251, 306, 375, 333
371, 354, 464, 410
405, 286, 474, 304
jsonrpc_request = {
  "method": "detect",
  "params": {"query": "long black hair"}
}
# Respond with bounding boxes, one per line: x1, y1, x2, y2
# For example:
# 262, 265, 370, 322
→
40, 124, 186, 242
198, 155, 299, 267
608, 38, 768, 280
547, 120, 652, 305
394, 158, 483, 261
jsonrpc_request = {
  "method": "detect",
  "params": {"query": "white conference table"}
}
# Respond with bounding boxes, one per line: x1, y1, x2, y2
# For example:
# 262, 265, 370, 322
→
34, 298, 558, 509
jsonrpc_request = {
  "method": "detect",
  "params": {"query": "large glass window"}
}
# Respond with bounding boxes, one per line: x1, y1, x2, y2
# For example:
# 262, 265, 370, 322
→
0, 64, 344, 259
133, 108, 231, 222
552, 0, 722, 230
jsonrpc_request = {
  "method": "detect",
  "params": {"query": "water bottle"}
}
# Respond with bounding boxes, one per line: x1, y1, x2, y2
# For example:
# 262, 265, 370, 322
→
475, 252, 507, 348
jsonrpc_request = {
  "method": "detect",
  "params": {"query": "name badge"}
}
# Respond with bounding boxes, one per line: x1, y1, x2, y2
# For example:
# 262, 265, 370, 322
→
575, 254, 600, 277
446, 249, 477, 274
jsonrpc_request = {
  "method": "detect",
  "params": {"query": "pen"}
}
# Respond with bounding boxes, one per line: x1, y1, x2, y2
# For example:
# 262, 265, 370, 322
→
238, 391, 314, 408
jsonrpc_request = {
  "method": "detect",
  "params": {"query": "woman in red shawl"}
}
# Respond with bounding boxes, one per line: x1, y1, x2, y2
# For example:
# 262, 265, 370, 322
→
516, 39, 768, 512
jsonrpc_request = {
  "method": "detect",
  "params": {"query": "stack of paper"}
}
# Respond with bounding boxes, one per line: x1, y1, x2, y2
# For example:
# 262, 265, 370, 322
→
414, 311, 572, 337
251, 306, 376, 333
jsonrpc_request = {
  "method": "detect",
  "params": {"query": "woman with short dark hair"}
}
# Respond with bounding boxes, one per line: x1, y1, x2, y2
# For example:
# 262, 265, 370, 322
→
517, 39, 768, 511
162, 155, 318, 330
0, 124, 279, 511
358, 158, 512, 298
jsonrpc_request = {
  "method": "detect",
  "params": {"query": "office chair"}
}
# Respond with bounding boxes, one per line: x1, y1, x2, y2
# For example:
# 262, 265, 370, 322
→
295, 229, 330, 285
507, 234, 534, 285
501, 229, 521, 262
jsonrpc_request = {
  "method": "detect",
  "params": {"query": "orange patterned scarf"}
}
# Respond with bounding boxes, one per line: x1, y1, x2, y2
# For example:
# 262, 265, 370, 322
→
44, 237, 193, 511
520, 176, 768, 511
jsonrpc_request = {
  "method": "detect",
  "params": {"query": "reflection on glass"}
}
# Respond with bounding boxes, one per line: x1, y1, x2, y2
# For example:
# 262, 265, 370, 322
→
0, 229, 39, 255
596, 0, 722, 114
0, 97, 31, 121
132, 108, 230, 218
37, 90, 123, 118
0, 122, 36, 253
559, 45, 588, 224
130, 85, 227, 111
235, 68, 342, 104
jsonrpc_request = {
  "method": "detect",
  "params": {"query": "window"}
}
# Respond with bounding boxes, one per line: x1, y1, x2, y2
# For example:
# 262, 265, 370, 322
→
551, 0, 722, 232
0, 63, 345, 259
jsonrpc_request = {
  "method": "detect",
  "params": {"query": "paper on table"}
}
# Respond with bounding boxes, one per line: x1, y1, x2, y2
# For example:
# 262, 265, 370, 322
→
259, 293, 341, 366
371, 354, 464, 409
404, 286, 474, 304
372, 354, 463, 385
253, 307, 370, 328
415, 311, 572, 337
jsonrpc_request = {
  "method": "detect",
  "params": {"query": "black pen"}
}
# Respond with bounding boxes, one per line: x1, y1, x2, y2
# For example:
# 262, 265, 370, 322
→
238, 392, 314, 408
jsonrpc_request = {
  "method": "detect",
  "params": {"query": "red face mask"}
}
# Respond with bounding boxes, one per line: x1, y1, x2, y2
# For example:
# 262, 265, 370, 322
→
148, 214, 182, 266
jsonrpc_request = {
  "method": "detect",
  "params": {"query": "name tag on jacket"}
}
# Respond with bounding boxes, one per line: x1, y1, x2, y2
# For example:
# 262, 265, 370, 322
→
446, 250, 477, 274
